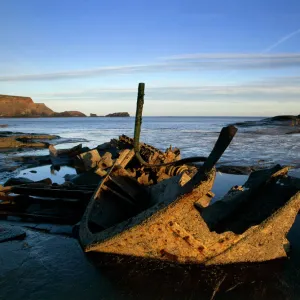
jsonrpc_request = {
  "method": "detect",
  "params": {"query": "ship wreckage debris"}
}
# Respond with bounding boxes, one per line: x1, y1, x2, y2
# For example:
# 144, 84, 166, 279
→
0, 83, 299, 267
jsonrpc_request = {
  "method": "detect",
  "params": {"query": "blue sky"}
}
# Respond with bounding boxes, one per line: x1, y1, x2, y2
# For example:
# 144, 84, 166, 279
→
0, 0, 299, 116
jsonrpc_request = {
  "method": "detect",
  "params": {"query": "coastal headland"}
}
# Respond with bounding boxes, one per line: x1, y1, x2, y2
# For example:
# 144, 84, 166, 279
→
0, 95, 86, 118
0, 94, 130, 118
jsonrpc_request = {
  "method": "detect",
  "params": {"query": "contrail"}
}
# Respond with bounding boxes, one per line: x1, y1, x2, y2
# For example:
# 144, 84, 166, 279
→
220, 28, 300, 80
262, 28, 300, 53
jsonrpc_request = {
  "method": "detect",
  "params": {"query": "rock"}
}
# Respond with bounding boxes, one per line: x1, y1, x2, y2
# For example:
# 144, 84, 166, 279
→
0, 137, 48, 149
0, 132, 59, 149
0, 124, 8, 128
286, 130, 300, 135
0, 94, 86, 118
90, 113, 97, 117
29, 170, 37, 173
11, 154, 51, 166
0, 95, 54, 117
270, 115, 299, 122
0, 225, 26, 243
105, 112, 130, 117
217, 165, 256, 175
232, 114, 300, 128
53, 111, 86, 117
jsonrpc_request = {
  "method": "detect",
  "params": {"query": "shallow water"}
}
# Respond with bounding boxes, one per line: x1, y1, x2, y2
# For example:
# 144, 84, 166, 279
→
18, 165, 77, 184
0, 116, 299, 168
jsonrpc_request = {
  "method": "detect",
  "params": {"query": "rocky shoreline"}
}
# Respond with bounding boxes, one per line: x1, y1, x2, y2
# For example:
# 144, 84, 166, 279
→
0, 131, 59, 149
232, 114, 300, 135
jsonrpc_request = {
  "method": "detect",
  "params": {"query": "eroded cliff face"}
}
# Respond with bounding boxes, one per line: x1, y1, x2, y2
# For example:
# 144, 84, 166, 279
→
0, 95, 86, 117
0, 95, 54, 117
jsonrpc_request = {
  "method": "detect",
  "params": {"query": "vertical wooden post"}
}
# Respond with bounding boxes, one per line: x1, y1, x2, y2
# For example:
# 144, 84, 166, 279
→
134, 83, 145, 153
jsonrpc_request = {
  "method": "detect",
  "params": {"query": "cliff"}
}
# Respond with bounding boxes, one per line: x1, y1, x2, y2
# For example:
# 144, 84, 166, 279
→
0, 95, 54, 117
0, 95, 86, 117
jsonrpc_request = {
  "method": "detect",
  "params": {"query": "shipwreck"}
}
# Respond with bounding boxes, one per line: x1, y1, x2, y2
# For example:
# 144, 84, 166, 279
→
0, 83, 299, 267
78, 83, 300, 265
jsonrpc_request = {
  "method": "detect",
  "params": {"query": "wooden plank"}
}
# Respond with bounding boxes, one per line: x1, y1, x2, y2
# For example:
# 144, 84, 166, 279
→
0, 211, 80, 224
11, 186, 93, 199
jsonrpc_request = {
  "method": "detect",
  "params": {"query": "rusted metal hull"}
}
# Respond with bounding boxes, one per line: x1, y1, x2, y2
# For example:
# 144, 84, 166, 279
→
79, 169, 216, 263
79, 166, 300, 265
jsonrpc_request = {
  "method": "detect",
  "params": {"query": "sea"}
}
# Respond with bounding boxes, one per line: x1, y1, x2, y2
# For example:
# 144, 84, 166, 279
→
0, 116, 300, 300
1, 116, 300, 167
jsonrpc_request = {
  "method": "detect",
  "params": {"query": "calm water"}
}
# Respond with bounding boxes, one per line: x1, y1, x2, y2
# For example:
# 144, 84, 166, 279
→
1, 116, 300, 168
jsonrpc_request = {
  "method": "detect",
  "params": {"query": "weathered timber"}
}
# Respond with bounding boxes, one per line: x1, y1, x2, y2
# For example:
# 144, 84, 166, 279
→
4, 177, 52, 187
202, 126, 237, 172
10, 186, 93, 199
0, 196, 84, 208
0, 211, 80, 224
79, 149, 101, 171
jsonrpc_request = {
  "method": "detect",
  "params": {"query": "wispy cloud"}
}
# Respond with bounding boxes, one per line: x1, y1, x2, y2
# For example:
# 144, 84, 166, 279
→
163, 53, 300, 60
0, 53, 299, 82
30, 76, 300, 102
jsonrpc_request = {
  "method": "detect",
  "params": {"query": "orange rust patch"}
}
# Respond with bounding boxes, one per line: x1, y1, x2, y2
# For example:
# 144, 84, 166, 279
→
160, 249, 178, 261
198, 246, 204, 252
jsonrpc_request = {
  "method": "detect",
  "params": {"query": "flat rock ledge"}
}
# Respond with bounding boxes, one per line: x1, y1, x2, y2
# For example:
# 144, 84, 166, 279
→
0, 132, 59, 149
0, 224, 26, 243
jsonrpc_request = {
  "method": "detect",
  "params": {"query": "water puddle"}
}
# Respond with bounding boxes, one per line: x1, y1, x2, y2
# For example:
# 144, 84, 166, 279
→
212, 173, 248, 202
17, 165, 77, 184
